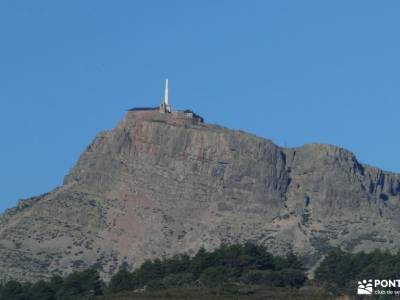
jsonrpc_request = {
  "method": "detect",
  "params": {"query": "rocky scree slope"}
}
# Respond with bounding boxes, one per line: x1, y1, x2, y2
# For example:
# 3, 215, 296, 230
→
0, 110, 399, 282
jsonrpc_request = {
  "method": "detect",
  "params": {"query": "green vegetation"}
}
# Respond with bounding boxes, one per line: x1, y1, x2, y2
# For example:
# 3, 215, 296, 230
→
98, 286, 330, 300
0, 243, 307, 299
5, 245, 400, 299
106, 243, 306, 293
0, 269, 103, 300
315, 248, 400, 296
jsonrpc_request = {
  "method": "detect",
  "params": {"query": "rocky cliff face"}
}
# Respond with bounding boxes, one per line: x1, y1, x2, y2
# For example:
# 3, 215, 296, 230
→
1, 110, 400, 282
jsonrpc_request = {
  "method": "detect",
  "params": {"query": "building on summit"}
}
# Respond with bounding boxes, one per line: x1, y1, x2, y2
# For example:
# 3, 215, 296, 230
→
128, 79, 204, 124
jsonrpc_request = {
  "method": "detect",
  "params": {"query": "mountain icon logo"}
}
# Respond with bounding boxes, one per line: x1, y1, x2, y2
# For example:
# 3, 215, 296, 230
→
358, 279, 373, 295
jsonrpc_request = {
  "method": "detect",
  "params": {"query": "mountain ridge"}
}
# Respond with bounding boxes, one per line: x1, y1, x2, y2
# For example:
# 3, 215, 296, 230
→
1, 109, 399, 282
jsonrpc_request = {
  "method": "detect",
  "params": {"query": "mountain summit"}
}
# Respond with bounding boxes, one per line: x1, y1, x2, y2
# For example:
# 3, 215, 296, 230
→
1, 106, 400, 282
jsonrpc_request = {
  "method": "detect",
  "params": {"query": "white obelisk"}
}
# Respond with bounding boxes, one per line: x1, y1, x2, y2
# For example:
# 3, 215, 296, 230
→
164, 79, 169, 105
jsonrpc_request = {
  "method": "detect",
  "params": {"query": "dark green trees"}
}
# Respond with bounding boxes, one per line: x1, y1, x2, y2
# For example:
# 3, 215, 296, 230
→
57, 268, 104, 299
106, 242, 306, 291
107, 268, 136, 293
0, 280, 30, 300
0, 242, 308, 299
315, 248, 400, 295
0, 269, 104, 300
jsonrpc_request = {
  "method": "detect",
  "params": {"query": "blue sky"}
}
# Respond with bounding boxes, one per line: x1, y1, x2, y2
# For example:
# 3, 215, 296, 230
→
0, 1, 399, 212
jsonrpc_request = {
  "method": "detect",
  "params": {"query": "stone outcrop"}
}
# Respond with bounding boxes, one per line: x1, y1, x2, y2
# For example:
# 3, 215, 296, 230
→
0, 109, 399, 282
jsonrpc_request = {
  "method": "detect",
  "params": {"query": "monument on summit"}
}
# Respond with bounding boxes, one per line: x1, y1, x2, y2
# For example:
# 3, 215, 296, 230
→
128, 79, 204, 124
159, 79, 172, 113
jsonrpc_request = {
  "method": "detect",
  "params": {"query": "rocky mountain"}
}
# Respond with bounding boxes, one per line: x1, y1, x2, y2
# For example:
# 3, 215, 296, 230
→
1, 108, 400, 282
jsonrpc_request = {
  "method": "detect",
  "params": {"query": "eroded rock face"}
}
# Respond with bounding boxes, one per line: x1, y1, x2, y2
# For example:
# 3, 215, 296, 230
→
1, 110, 399, 282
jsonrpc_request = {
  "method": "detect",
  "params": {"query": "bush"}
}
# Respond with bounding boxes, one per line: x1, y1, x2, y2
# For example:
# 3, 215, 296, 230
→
0, 280, 30, 300
241, 270, 269, 284
56, 268, 104, 299
242, 242, 275, 271
199, 266, 235, 288
132, 258, 166, 287
315, 248, 400, 295
146, 279, 165, 291
30, 280, 55, 300
107, 268, 135, 293
48, 276, 64, 295
164, 254, 191, 274
241, 268, 306, 288
162, 272, 194, 288
274, 252, 303, 270
274, 268, 307, 288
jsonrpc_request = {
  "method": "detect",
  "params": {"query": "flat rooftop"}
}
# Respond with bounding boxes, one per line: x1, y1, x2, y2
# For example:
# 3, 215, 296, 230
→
128, 107, 159, 111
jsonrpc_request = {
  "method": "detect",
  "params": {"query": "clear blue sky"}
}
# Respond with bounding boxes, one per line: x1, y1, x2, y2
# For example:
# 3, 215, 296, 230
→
0, 1, 399, 212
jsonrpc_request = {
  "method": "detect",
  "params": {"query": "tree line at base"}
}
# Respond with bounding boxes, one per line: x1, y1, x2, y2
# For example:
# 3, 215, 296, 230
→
3, 243, 397, 299
0, 242, 306, 299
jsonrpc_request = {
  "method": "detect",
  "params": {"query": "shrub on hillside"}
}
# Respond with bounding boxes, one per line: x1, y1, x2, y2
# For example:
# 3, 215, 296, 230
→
107, 268, 135, 293
199, 266, 237, 288
315, 248, 400, 295
0, 280, 30, 300
162, 272, 194, 288
56, 268, 104, 299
